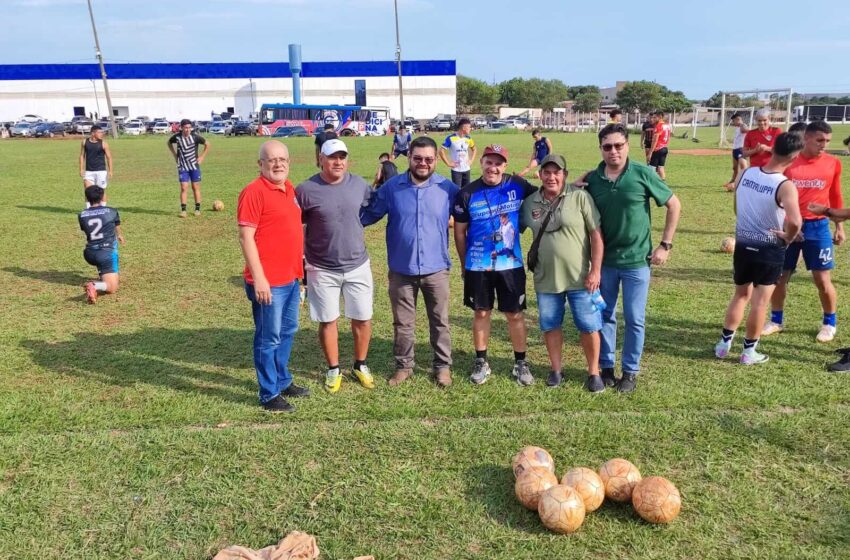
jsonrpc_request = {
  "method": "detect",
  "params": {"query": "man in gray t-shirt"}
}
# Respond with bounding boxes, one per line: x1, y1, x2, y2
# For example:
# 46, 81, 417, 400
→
296, 139, 375, 393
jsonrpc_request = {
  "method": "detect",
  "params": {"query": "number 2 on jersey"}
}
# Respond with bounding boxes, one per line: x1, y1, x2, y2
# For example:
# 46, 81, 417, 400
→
87, 218, 104, 240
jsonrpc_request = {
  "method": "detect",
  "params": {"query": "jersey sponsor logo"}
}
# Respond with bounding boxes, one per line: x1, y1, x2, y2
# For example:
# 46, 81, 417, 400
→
739, 177, 775, 195
792, 178, 827, 189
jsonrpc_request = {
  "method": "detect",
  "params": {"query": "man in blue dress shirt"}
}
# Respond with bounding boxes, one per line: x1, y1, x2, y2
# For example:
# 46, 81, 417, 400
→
361, 136, 460, 387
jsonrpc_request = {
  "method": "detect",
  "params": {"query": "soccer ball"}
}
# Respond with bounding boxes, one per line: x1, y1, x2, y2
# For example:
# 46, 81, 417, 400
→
212, 200, 224, 211
512, 446, 555, 479
632, 476, 682, 524
515, 466, 558, 510
537, 484, 586, 534
561, 467, 605, 512
598, 458, 642, 503
720, 237, 735, 253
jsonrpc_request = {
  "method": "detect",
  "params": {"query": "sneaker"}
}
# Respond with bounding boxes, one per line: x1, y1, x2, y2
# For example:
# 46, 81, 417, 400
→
740, 348, 769, 365
617, 372, 637, 393
179, 210, 187, 218
761, 321, 784, 336
282, 383, 311, 398
389, 367, 413, 387
324, 367, 342, 393
714, 339, 732, 359
470, 358, 491, 385
435, 367, 452, 387
585, 374, 605, 393
546, 370, 563, 387
261, 395, 294, 413
84, 282, 97, 304
600, 367, 617, 387
828, 347, 850, 372
512, 360, 534, 386
194, 209, 201, 217
351, 364, 375, 389
816, 324, 836, 343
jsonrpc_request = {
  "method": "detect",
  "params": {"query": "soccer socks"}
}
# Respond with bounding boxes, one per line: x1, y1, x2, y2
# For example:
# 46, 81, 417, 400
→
743, 338, 759, 351
475, 349, 487, 360
771, 310, 784, 325
195, 202, 201, 212
721, 328, 735, 343
353, 359, 367, 371
824, 313, 837, 327
93, 281, 107, 292
180, 203, 187, 212
514, 351, 526, 363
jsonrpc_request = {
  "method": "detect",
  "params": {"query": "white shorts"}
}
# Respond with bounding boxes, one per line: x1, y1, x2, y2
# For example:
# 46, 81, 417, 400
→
305, 259, 374, 322
84, 171, 108, 188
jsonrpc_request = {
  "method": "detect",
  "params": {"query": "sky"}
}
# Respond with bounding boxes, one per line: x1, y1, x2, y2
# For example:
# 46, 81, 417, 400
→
3, 0, 850, 100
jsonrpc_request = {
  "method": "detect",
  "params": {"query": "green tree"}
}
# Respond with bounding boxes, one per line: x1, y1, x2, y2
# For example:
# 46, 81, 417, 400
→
705, 91, 743, 108
659, 89, 692, 113
456, 75, 498, 114
573, 91, 602, 113
567, 85, 600, 99
614, 81, 664, 113
498, 77, 569, 110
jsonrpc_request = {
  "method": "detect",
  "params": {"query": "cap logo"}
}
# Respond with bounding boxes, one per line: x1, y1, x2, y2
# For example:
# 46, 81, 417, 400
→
490, 145, 504, 153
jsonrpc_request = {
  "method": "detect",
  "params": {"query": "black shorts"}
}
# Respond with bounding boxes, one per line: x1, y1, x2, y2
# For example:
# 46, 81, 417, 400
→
84, 244, 119, 275
733, 247, 782, 286
649, 147, 668, 168
463, 268, 527, 312
393, 149, 408, 158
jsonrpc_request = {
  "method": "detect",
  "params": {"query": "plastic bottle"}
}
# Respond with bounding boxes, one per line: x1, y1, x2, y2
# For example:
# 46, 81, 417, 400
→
590, 290, 607, 312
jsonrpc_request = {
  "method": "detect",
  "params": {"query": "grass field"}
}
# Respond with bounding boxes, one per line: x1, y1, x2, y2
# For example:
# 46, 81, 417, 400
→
1, 127, 850, 559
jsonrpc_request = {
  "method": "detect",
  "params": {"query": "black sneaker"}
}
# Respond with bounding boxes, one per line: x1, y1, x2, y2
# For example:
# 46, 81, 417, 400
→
585, 375, 605, 393
617, 372, 637, 393
828, 348, 850, 372
546, 370, 563, 387
282, 383, 311, 398
261, 395, 295, 413
601, 367, 617, 387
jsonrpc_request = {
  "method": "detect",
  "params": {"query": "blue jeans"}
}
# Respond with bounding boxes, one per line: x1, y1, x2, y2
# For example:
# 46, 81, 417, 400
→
599, 266, 650, 374
245, 279, 301, 403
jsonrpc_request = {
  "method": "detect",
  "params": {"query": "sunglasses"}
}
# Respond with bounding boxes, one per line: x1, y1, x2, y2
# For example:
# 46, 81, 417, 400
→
601, 142, 627, 152
411, 156, 436, 164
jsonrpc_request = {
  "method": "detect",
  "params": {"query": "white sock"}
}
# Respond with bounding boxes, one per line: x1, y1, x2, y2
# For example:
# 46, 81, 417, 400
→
94, 281, 107, 292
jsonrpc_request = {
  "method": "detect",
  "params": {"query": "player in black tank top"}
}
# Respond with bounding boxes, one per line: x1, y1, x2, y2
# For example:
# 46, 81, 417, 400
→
79, 126, 113, 202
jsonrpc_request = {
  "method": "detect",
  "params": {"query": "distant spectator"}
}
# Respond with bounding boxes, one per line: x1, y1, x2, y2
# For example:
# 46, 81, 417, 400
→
314, 123, 338, 168
726, 112, 750, 190
373, 153, 399, 188
391, 125, 413, 160
440, 118, 476, 187
518, 129, 553, 178
608, 109, 623, 124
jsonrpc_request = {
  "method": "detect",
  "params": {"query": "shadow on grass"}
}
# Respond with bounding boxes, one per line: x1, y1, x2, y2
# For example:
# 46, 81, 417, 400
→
3, 266, 90, 286
22, 328, 259, 405
16, 204, 79, 215
464, 464, 550, 534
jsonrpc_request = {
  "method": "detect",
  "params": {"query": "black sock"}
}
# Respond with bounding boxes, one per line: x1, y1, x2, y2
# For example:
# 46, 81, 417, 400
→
180, 203, 187, 211
354, 359, 367, 370
514, 351, 526, 362
195, 202, 201, 211
475, 349, 487, 360
328, 364, 339, 371
743, 338, 758, 350
721, 328, 734, 343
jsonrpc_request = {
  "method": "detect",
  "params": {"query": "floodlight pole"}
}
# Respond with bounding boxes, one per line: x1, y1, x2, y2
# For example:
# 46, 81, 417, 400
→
87, 0, 117, 139
393, 0, 405, 123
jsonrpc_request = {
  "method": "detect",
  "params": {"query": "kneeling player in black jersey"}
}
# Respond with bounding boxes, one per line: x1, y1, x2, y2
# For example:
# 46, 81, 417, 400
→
78, 186, 125, 304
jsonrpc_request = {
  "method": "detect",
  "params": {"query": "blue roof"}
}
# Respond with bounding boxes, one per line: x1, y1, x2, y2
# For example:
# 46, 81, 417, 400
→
0, 60, 455, 81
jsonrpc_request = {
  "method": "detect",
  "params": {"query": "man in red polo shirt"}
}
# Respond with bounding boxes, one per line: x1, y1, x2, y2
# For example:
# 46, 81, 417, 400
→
238, 140, 311, 413
743, 109, 783, 168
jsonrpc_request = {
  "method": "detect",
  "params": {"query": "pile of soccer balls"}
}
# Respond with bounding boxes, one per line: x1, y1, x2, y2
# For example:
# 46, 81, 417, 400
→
512, 446, 681, 534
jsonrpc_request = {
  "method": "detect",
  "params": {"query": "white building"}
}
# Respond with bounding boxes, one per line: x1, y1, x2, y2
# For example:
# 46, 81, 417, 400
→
0, 60, 456, 122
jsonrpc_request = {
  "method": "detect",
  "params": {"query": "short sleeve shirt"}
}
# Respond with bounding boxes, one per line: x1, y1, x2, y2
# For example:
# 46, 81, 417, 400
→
296, 172, 372, 272
744, 127, 783, 168
520, 186, 601, 293
314, 130, 338, 148
168, 132, 206, 171
237, 176, 304, 286
653, 122, 671, 150
442, 134, 475, 172
585, 160, 674, 269
79, 206, 120, 247
452, 175, 536, 271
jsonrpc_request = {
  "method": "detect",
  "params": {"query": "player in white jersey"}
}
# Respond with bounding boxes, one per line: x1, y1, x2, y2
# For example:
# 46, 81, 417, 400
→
715, 132, 803, 365
725, 113, 749, 191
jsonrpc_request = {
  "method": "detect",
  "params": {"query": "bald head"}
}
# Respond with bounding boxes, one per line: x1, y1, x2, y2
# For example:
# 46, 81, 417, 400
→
258, 140, 291, 185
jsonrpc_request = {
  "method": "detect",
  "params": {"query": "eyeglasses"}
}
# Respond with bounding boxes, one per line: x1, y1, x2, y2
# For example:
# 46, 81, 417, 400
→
262, 157, 290, 165
601, 142, 627, 152
411, 156, 436, 164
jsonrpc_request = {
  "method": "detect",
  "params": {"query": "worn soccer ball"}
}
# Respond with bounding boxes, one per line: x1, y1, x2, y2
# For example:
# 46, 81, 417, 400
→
212, 200, 224, 211
515, 466, 559, 510
720, 237, 735, 253
561, 467, 605, 512
598, 458, 642, 502
632, 476, 682, 524
512, 446, 555, 479
537, 484, 586, 534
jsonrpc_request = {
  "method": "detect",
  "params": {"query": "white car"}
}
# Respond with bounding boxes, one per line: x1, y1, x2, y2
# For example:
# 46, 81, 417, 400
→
18, 114, 44, 124
209, 121, 232, 135
123, 122, 145, 136
75, 119, 94, 134
152, 121, 171, 134
11, 122, 36, 137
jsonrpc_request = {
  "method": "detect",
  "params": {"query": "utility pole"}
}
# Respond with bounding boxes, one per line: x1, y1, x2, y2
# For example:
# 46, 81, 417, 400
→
86, 0, 117, 138
393, 0, 405, 123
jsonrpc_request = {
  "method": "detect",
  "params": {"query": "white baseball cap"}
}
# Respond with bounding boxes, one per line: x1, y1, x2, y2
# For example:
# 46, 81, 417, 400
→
320, 138, 348, 156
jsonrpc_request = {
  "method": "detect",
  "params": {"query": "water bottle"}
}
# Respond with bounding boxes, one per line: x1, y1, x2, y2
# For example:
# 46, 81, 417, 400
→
590, 290, 607, 312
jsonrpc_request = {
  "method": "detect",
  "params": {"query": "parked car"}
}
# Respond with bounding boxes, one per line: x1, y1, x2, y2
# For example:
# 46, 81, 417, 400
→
195, 121, 210, 133
472, 116, 488, 129
18, 114, 45, 124
75, 119, 94, 134
144, 121, 157, 133
272, 125, 309, 138
488, 121, 508, 130
62, 122, 75, 134
209, 121, 232, 135
123, 121, 145, 136
231, 121, 256, 136
152, 121, 171, 134
427, 118, 452, 131
11, 122, 37, 137
33, 122, 67, 137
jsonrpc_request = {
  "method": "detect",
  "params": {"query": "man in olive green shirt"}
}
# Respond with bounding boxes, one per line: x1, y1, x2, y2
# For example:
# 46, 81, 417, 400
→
584, 123, 681, 393
521, 154, 606, 391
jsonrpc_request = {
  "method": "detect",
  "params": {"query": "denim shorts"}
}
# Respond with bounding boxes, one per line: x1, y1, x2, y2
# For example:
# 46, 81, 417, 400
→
537, 290, 603, 334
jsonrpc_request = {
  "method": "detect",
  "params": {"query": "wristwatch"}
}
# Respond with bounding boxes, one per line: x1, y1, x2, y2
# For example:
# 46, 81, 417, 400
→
659, 241, 673, 251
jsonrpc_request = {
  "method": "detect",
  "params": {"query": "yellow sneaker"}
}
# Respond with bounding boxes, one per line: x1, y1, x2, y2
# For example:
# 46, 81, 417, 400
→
351, 364, 375, 389
324, 367, 342, 393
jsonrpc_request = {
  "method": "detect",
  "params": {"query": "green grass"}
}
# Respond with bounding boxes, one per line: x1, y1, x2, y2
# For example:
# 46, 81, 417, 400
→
1, 128, 850, 559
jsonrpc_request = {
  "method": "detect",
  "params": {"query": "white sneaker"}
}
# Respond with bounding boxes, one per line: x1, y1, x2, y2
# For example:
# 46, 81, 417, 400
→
740, 348, 769, 365
714, 339, 732, 359
761, 321, 784, 336
816, 324, 836, 343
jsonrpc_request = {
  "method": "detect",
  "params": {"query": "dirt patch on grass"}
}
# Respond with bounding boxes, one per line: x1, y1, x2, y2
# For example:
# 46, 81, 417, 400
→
670, 148, 727, 156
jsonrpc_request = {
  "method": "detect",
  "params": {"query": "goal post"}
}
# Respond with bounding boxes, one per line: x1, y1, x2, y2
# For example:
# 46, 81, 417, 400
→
718, 88, 793, 147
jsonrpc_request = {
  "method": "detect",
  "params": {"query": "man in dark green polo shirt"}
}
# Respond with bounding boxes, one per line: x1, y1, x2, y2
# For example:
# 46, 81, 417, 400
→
584, 123, 682, 392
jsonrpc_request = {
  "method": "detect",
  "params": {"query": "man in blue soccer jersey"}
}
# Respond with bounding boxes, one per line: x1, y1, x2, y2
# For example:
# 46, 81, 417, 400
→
518, 129, 553, 178
453, 145, 537, 386
78, 186, 125, 304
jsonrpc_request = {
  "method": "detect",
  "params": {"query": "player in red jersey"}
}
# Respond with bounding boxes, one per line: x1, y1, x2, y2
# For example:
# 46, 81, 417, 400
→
743, 109, 783, 168
648, 111, 672, 180
763, 120, 844, 342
